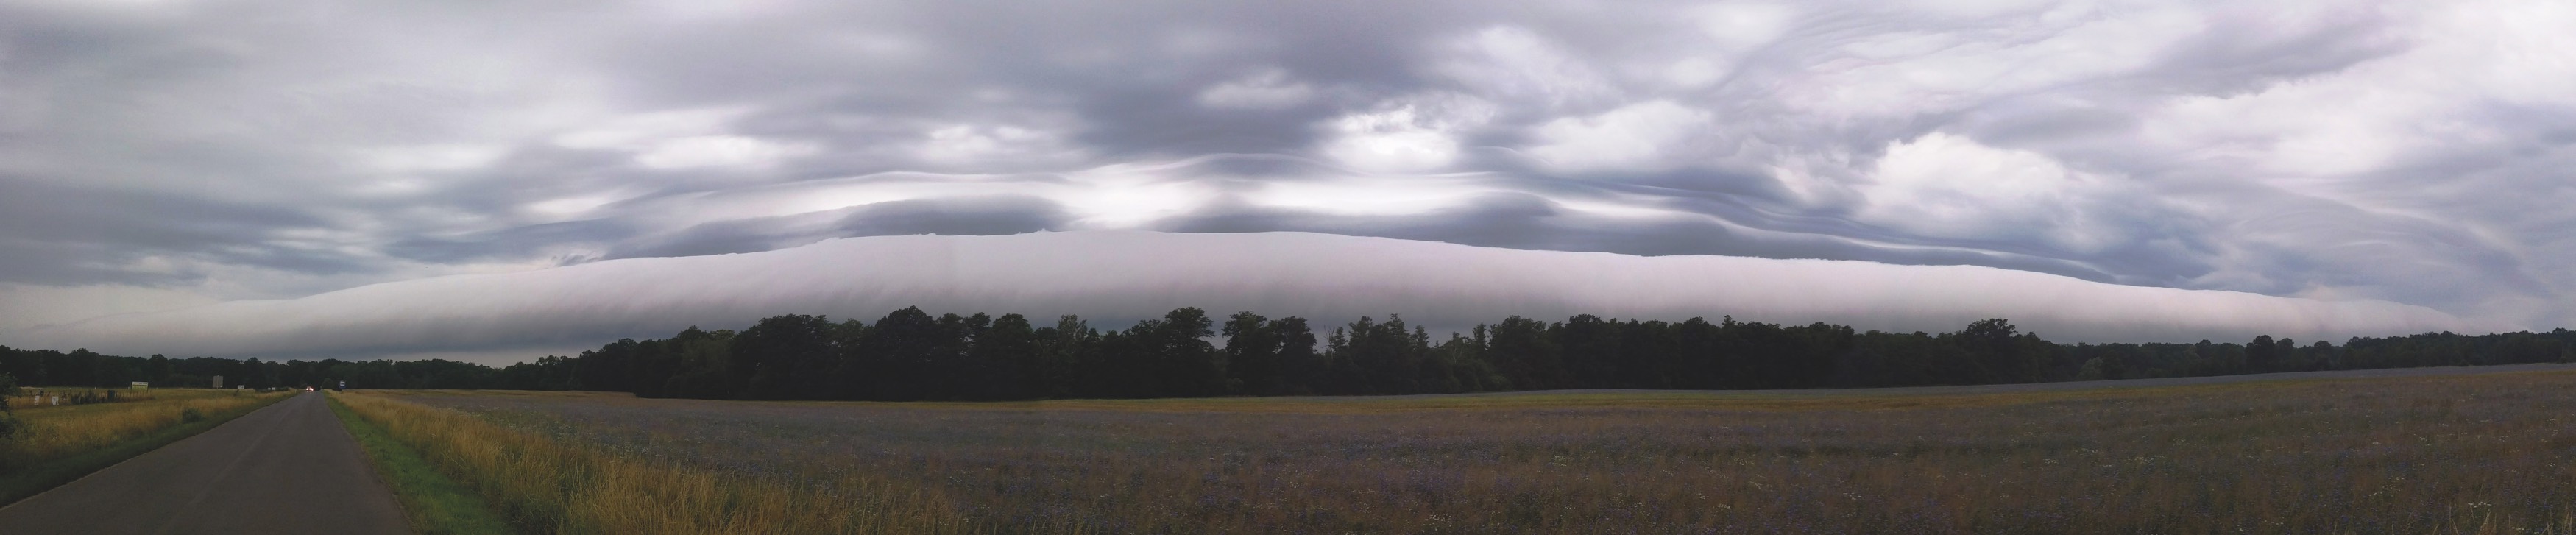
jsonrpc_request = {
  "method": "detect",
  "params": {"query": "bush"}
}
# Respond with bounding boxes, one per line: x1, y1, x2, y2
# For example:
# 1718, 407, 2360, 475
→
178, 408, 205, 424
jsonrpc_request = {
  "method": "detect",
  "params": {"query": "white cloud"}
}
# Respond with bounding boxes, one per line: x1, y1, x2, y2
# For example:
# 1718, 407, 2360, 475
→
2442, 0, 2576, 103
537, 107, 813, 170
634, 135, 810, 169
1659, 58, 1724, 89
355, 144, 509, 173
1911, 0, 2062, 20
551, 107, 751, 150
1254, 177, 1496, 216
1855, 133, 2131, 252
521, 194, 629, 221
1437, 26, 1616, 108
0, 283, 218, 332
1052, 163, 1222, 228
1527, 100, 1713, 173
1778, 2, 2199, 118
914, 124, 1080, 169
1196, 68, 1316, 110
1691, 3, 1797, 50
1320, 93, 1496, 173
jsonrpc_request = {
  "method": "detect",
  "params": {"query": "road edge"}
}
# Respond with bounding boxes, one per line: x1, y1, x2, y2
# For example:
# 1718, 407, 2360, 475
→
328, 391, 517, 535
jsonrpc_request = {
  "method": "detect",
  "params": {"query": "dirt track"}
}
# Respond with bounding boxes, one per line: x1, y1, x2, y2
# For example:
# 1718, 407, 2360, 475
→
0, 391, 408, 534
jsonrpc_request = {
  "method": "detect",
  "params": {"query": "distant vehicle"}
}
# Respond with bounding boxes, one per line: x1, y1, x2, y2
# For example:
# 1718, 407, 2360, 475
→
305, 386, 315, 391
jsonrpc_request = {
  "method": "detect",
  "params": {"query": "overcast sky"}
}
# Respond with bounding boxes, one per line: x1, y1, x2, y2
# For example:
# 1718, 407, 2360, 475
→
3, 0, 2571, 363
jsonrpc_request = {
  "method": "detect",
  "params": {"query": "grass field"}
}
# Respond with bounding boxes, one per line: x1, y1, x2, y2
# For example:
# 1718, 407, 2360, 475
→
353, 368, 2576, 534
333, 391, 969, 535
0, 389, 291, 505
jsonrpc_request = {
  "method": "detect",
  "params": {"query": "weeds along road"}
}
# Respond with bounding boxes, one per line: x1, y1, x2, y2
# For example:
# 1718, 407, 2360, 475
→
0, 391, 408, 534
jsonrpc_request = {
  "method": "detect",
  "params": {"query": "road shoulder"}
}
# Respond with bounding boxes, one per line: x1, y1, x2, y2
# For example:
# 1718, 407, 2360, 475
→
330, 392, 517, 535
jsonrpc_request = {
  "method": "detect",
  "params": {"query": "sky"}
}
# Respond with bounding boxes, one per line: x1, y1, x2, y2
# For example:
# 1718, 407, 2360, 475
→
1, 0, 2571, 364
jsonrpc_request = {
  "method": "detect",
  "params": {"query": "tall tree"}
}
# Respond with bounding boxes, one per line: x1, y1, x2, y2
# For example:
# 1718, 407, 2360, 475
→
1485, 316, 1563, 391
857, 307, 946, 400
1222, 311, 1281, 395
971, 313, 1038, 400
1270, 316, 1320, 394
733, 314, 841, 400
2246, 335, 2279, 372
1137, 308, 1222, 397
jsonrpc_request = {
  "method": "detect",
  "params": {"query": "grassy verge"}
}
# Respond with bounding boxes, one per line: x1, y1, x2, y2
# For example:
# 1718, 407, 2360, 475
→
0, 391, 289, 506
333, 391, 972, 535
328, 394, 517, 535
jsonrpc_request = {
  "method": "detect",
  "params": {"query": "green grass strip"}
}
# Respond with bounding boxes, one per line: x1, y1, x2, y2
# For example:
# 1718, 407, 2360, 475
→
0, 394, 290, 506
328, 394, 518, 535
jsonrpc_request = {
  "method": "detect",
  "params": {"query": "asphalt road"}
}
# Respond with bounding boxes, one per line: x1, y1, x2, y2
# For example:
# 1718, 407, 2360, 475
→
0, 391, 410, 534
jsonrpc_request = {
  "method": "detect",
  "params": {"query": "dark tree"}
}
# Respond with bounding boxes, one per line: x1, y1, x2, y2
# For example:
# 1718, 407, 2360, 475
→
1485, 316, 1563, 391
1131, 308, 1222, 397
1270, 317, 1320, 394
2247, 335, 2279, 372
734, 314, 842, 400
1222, 312, 1281, 395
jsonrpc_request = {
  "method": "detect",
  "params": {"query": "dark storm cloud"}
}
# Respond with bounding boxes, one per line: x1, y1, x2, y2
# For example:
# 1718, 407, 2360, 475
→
601, 195, 1070, 259
2, 0, 2572, 358
386, 219, 640, 264
1161, 188, 2130, 284
0, 177, 332, 285
831, 196, 1069, 237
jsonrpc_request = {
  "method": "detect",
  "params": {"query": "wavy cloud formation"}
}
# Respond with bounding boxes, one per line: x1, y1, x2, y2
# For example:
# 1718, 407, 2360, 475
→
18, 233, 2471, 364
1, 0, 2570, 359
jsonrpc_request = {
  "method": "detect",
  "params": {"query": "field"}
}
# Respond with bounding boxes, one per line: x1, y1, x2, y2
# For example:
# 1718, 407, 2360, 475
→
0, 388, 291, 503
347, 366, 2576, 534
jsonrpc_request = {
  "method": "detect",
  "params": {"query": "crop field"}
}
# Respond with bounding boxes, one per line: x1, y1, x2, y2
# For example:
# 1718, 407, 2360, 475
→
1, 389, 280, 470
0, 388, 291, 503
361, 368, 2576, 534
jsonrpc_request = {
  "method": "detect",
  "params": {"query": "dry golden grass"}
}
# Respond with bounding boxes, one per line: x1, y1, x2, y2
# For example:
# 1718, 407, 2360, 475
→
0, 389, 286, 474
331, 391, 978, 535
388, 369, 2576, 534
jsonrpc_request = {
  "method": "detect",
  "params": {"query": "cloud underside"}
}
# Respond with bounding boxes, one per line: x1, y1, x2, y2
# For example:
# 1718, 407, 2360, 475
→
18, 232, 2469, 364
1, 0, 2573, 355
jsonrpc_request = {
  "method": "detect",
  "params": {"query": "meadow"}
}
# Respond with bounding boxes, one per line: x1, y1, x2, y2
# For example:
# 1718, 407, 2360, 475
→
0, 388, 291, 504
347, 367, 2576, 534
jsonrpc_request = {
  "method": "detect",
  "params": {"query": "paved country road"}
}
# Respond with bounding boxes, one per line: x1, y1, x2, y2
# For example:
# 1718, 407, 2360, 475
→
0, 391, 410, 534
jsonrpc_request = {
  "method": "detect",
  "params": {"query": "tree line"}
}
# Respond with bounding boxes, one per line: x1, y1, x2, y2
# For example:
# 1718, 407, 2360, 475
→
6, 307, 2572, 398
0, 347, 526, 391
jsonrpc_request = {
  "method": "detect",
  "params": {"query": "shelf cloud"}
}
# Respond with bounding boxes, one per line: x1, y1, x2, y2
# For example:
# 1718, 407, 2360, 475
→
14, 233, 2472, 364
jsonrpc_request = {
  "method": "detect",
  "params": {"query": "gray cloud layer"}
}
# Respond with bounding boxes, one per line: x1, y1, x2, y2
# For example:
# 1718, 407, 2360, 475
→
15, 232, 2472, 364
1, 0, 2572, 358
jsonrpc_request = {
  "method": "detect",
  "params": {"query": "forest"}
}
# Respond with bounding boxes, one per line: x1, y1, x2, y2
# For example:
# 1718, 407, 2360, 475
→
4, 306, 2572, 399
